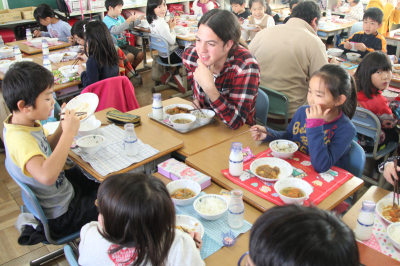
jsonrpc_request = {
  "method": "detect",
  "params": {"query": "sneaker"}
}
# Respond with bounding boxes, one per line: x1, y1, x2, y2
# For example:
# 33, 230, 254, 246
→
173, 74, 187, 93
133, 72, 142, 79
160, 71, 172, 84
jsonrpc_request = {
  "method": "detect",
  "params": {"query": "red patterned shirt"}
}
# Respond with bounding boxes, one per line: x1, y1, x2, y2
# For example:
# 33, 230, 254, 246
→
183, 45, 260, 129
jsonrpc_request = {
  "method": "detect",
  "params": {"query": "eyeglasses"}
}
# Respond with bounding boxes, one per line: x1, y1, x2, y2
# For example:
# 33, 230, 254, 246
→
238, 251, 250, 266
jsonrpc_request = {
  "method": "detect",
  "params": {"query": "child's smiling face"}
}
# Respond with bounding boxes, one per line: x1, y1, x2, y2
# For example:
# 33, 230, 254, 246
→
307, 76, 337, 115
250, 2, 265, 20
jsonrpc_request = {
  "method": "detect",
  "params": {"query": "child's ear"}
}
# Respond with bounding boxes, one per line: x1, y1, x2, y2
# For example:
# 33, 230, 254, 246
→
17, 100, 31, 113
335, 95, 347, 106
378, 23, 383, 29
242, 3, 246, 8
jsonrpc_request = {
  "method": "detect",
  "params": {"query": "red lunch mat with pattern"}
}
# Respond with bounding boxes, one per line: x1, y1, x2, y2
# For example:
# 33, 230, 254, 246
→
221, 149, 354, 206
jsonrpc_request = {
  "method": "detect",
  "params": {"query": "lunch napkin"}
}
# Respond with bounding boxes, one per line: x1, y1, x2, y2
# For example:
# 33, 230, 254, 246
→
71, 124, 159, 176
175, 192, 252, 259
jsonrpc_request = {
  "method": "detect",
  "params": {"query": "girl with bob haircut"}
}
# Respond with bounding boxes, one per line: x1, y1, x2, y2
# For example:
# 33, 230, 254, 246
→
33, 4, 71, 42
183, 9, 260, 130
68, 20, 89, 46
242, 205, 359, 266
251, 64, 357, 173
77, 21, 119, 88
241, 0, 275, 41
78, 173, 204, 266
355, 51, 399, 153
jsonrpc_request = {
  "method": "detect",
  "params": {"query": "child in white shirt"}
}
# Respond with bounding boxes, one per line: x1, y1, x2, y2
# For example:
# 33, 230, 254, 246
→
335, 0, 364, 21
242, 0, 275, 41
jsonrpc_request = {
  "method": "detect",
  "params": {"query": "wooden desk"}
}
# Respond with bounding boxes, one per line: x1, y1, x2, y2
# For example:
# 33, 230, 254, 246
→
318, 21, 355, 46
383, 31, 400, 58
92, 98, 249, 157
270, 4, 288, 11
68, 108, 184, 182
5, 40, 71, 55
186, 131, 364, 212
342, 186, 400, 265
153, 172, 262, 266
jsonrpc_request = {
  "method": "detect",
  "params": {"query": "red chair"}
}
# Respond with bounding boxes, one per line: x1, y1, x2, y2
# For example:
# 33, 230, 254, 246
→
81, 76, 140, 112
0, 28, 16, 43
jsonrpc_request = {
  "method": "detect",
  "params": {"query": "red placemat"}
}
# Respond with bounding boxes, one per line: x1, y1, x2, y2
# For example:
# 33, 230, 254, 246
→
22, 41, 64, 47
221, 149, 354, 206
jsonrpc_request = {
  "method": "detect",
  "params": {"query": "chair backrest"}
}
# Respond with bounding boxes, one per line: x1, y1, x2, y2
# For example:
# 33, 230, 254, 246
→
351, 107, 381, 158
255, 88, 269, 125
149, 33, 173, 66
345, 140, 366, 178
64, 245, 79, 266
4, 160, 57, 244
350, 22, 363, 36
81, 76, 140, 112
259, 85, 289, 128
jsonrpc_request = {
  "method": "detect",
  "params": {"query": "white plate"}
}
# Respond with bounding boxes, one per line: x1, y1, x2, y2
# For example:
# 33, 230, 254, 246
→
58, 63, 86, 72
64, 93, 99, 122
250, 157, 293, 182
393, 64, 400, 73
176, 215, 205, 239
376, 194, 398, 224
242, 25, 257, 30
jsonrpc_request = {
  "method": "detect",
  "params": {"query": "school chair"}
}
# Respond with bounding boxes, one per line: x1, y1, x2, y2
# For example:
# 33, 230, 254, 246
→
5, 162, 80, 266
81, 76, 140, 112
259, 85, 289, 130
255, 88, 269, 126
64, 245, 79, 266
149, 33, 193, 98
351, 107, 398, 188
350, 22, 363, 36
344, 140, 366, 204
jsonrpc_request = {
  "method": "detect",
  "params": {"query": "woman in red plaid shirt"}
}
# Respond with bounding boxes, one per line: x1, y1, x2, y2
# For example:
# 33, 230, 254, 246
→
183, 9, 260, 130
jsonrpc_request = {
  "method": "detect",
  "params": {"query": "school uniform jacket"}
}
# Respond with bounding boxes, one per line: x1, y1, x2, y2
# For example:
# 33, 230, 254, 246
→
338, 31, 387, 58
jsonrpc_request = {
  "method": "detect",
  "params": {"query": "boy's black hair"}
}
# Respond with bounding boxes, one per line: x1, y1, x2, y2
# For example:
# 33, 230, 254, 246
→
71, 20, 89, 39
146, 0, 164, 25
84, 21, 119, 68
352, 0, 361, 3
355, 51, 392, 99
363, 7, 383, 24
250, 205, 360, 266
291, 0, 321, 25
105, 0, 124, 11
249, 0, 266, 10
230, 0, 246, 5
289, 0, 302, 10
2, 62, 54, 112
33, 4, 68, 24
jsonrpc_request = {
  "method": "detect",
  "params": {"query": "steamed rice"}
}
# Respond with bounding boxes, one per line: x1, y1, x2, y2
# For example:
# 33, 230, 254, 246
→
196, 197, 226, 215
391, 226, 400, 243
271, 141, 297, 153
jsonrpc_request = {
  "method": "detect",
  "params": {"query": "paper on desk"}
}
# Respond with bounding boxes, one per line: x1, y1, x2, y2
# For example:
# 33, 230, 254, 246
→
71, 124, 159, 176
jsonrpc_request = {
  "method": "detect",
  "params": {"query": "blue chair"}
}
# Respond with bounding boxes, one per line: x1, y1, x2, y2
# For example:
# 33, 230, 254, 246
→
351, 107, 398, 187
64, 245, 79, 266
344, 140, 366, 204
259, 85, 289, 129
5, 161, 80, 266
149, 33, 193, 98
255, 88, 269, 126
350, 22, 363, 36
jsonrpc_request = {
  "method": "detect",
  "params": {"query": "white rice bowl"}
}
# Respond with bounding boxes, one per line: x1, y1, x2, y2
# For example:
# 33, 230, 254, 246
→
193, 194, 228, 220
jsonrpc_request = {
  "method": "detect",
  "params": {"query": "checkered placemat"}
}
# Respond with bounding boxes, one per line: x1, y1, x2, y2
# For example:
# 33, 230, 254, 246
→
175, 191, 252, 259
72, 124, 159, 176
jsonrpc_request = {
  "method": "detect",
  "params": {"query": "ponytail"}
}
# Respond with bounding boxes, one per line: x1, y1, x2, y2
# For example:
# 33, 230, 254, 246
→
312, 64, 357, 119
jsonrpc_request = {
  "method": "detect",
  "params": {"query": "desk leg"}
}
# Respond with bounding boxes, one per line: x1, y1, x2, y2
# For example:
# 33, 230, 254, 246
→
397, 41, 400, 58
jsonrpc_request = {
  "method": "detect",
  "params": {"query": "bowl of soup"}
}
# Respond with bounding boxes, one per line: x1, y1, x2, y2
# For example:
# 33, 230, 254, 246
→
47, 38, 59, 45
169, 114, 196, 131
76, 135, 105, 154
328, 48, 344, 57
49, 53, 64, 63
62, 68, 78, 77
274, 178, 313, 205
167, 179, 201, 206
31, 39, 43, 48
346, 52, 361, 61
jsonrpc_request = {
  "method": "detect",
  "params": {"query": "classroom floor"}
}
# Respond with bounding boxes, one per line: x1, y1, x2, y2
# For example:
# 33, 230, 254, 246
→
0, 51, 376, 266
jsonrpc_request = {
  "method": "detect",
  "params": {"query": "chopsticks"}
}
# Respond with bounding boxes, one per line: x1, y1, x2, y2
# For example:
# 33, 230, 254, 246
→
70, 57, 80, 69
394, 159, 399, 208
59, 111, 87, 121
180, 227, 201, 247
190, 98, 204, 114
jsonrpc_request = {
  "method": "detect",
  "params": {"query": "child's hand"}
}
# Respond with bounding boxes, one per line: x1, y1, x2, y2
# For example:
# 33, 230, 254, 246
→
343, 9, 351, 13
77, 53, 88, 62
126, 14, 138, 24
354, 43, 367, 52
395, 56, 399, 64
250, 125, 268, 141
189, 231, 203, 250
306, 105, 330, 120
61, 109, 80, 137
67, 36, 75, 45
33, 30, 41, 37
191, 98, 202, 109
138, 15, 145, 20
77, 64, 86, 75
168, 18, 176, 29
252, 25, 262, 32
343, 41, 352, 49
384, 161, 400, 186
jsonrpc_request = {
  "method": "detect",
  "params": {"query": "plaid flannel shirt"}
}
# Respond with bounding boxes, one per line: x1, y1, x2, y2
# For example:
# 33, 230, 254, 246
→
116, 45, 135, 80
183, 45, 260, 129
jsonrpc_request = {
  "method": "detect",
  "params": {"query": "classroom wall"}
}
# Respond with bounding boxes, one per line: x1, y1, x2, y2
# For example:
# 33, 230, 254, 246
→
7, 0, 57, 9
